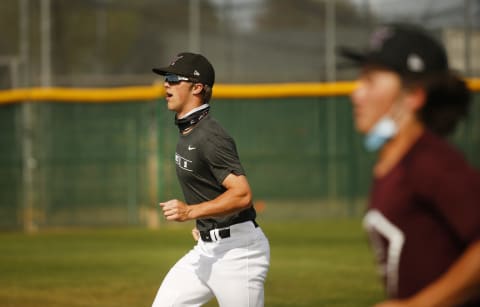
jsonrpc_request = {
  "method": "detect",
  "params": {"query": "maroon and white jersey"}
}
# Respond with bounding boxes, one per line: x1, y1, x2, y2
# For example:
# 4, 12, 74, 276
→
363, 130, 480, 305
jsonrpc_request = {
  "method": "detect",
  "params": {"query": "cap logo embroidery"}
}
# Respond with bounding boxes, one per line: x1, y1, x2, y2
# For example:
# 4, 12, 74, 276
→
170, 55, 184, 66
407, 54, 424, 72
370, 27, 393, 51
193, 70, 200, 76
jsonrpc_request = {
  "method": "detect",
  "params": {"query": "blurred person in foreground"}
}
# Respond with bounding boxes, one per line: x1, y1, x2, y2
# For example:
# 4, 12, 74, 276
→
340, 23, 480, 306
150, 52, 270, 307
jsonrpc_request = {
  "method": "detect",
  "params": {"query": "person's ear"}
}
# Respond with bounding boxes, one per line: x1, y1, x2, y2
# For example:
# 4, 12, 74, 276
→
404, 87, 426, 112
192, 83, 204, 95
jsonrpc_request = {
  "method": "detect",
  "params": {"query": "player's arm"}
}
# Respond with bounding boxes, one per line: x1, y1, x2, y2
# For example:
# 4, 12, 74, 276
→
160, 173, 252, 222
375, 240, 480, 307
408, 239, 480, 306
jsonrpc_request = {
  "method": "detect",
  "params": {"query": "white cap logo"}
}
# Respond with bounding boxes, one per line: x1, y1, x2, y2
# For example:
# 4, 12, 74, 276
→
407, 53, 424, 72
193, 70, 200, 76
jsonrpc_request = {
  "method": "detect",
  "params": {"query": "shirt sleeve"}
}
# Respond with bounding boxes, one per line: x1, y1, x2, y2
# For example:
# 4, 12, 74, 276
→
202, 131, 246, 186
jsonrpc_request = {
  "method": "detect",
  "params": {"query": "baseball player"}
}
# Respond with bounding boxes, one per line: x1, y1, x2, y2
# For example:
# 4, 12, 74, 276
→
340, 23, 480, 306
151, 52, 270, 307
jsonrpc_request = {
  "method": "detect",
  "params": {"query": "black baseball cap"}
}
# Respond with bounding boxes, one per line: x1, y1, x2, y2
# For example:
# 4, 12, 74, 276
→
338, 23, 449, 77
152, 52, 215, 87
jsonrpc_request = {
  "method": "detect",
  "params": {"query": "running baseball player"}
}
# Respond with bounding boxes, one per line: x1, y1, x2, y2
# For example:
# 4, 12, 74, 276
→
151, 52, 270, 307
341, 23, 480, 306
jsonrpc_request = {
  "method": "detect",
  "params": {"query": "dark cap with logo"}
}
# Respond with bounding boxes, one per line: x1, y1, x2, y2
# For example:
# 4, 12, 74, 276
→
338, 23, 449, 77
152, 52, 215, 87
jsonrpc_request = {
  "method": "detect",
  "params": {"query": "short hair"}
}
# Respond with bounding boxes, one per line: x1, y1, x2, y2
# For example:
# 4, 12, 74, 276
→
201, 84, 213, 103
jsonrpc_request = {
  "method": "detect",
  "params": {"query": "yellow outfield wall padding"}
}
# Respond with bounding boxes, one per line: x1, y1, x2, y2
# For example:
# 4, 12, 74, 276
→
0, 79, 478, 104
467, 78, 480, 91
0, 85, 165, 104
212, 81, 357, 98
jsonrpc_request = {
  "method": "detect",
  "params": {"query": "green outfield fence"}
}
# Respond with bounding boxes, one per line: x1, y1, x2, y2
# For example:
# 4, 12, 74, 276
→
1, 81, 479, 231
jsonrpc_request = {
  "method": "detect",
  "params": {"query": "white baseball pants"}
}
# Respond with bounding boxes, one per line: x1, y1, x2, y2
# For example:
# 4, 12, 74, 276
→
152, 221, 270, 307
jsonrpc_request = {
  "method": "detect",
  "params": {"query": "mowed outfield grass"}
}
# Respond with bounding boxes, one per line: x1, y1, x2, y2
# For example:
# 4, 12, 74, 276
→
0, 219, 384, 307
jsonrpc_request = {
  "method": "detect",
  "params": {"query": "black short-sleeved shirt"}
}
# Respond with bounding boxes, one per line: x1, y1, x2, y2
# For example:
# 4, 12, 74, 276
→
363, 130, 480, 306
174, 113, 256, 232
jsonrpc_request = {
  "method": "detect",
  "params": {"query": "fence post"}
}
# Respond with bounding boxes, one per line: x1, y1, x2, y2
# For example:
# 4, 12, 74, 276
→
21, 102, 37, 232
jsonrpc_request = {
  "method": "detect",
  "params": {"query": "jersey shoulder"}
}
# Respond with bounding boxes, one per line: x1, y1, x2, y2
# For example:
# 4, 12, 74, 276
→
200, 115, 231, 136
405, 130, 480, 192
407, 130, 473, 173
197, 115, 236, 144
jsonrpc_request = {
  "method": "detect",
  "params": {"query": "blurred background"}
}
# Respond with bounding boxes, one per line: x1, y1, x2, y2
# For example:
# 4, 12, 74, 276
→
0, 0, 479, 231
0, 0, 479, 88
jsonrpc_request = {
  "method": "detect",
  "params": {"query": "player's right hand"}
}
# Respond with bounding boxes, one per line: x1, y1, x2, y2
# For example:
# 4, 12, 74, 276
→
159, 199, 192, 222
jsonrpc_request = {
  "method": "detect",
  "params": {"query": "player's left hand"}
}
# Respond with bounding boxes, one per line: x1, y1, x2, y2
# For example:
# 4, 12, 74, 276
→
159, 199, 192, 222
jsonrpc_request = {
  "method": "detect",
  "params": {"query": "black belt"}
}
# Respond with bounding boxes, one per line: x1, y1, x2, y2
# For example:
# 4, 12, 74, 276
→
200, 228, 230, 242
199, 220, 258, 242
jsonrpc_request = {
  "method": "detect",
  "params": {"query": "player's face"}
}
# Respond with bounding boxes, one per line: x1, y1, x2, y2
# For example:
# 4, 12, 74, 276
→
351, 68, 403, 133
164, 76, 196, 115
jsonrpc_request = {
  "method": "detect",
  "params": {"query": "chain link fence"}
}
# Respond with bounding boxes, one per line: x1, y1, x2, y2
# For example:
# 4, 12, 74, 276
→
0, 0, 478, 88
0, 0, 479, 230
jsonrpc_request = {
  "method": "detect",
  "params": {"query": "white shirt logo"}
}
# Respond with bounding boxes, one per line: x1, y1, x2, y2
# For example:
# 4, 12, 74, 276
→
175, 153, 192, 171
188, 145, 196, 151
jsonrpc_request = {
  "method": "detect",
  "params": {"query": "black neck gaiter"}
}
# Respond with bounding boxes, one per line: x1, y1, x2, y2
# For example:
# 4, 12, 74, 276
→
175, 106, 210, 133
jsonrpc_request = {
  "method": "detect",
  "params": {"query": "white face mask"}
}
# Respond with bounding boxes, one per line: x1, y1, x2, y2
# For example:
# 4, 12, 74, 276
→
364, 116, 398, 151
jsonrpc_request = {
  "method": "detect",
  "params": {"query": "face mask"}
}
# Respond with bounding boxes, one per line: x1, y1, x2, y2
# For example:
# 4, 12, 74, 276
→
364, 116, 398, 151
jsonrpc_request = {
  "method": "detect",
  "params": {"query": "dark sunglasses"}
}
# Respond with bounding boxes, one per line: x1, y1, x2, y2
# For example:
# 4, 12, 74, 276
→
164, 74, 194, 85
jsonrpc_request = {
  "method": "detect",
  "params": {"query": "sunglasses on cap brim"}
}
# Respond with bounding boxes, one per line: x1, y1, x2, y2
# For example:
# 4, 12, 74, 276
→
164, 74, 197, 84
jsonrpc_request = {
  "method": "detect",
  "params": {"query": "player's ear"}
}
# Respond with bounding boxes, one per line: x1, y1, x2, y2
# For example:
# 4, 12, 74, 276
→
404, 86, 426, 112
192, 83, 204, 95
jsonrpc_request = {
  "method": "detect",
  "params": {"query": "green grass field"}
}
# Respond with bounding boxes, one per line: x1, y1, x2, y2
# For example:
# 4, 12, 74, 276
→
0, 219, 384, 307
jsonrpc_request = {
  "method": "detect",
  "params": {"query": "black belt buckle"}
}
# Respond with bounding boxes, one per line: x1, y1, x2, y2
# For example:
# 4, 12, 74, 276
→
199, 220, 257, 242
200, 228, 231, 242
218, 228, 230, 239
